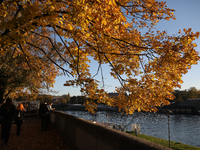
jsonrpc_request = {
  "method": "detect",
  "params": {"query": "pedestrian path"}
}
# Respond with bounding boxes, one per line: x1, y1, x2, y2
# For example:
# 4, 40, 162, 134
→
0, 116, 69, 150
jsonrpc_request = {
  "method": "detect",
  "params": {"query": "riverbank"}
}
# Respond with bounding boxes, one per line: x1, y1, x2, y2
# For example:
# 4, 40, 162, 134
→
53, 104, 118, 111
54, 102, 200, 115
159, 100, 200, 115
127, 132, 200, 150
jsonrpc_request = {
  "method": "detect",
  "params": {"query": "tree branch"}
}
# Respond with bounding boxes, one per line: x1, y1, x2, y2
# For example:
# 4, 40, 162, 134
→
53, 27, 76, 65
26, 41, 73, 77
73, 39, 80, 77
30, 31, 74, 68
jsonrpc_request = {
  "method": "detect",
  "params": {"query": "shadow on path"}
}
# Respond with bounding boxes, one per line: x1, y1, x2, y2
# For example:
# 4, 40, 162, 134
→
0, 116, 69, 150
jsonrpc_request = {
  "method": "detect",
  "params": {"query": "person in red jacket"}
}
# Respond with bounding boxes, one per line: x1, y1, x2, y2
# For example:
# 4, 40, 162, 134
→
15, 103, 25, 136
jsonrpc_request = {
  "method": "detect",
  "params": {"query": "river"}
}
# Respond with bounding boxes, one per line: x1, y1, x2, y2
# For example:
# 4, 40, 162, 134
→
64, 110, 200, 148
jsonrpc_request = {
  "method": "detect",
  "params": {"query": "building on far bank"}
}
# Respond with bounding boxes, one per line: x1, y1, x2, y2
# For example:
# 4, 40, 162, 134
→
160, 98, 200, 115
108, 93, 119, 99
187, 98, 200, 101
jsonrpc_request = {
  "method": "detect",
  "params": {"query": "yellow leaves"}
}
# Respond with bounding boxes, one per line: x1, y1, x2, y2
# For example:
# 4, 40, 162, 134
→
188, 28, 192, 32
50, 6, 55, 11
164, 16, 170, 21
68, 24, 73, 30
102, 20, 107, 26
109, 0, 113, 5
193, 43, 197, 47
1, 0, 199, 114
142, 14, 149, 20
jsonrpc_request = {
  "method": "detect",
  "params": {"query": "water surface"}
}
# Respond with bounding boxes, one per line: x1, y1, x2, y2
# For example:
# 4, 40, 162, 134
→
64, 111, 200, 148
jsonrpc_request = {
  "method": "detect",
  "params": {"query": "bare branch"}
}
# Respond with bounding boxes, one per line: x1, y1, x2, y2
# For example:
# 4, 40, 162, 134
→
18, 44, 32, 70
92, 50, 102, 78
103, 54, 127, 90
53, 27, 76, 65
138, 56, 152, 80
73, 39, 80, 77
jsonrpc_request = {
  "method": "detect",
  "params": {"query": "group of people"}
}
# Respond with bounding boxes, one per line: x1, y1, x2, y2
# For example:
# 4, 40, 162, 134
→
0, 98, 25, 147
0, 99, 55, 147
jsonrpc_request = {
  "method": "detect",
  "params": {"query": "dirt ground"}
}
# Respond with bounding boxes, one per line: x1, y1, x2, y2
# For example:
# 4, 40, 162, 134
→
0, 116, 69, 150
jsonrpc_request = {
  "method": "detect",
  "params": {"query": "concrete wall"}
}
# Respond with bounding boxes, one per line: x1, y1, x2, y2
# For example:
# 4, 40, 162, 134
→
50, 110, 172, 150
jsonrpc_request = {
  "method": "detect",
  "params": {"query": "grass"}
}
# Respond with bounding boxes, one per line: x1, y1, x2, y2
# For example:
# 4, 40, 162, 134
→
126, 131, 200, 150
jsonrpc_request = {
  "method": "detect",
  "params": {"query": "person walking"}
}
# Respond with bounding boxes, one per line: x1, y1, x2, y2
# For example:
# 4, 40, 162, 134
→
0, 98, 16, 147
46, 102, 55, 129
15, 103, 25, 136
39, 102, 48, 131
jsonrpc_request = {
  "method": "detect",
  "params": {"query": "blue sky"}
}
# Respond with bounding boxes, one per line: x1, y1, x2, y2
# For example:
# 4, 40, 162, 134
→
51, 0, 200, 96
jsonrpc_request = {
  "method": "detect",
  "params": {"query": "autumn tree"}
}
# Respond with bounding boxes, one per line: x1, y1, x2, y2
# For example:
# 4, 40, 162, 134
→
0, 49, 59, 103
1, 0, 199, 113
187, 87, 199, 99
0, 32, 59, 103
61, 93, 70, 103
37, 94, 53, 103
173, 87, 200, 102
173, 91, 184, 102
173, 90, 188, 102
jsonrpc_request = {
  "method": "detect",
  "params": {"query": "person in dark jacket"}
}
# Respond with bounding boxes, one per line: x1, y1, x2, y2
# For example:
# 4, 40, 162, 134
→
0, 98, 16, 147
39, 102, 48, 131
15, 103, 25, 136
46, 102, 55, 129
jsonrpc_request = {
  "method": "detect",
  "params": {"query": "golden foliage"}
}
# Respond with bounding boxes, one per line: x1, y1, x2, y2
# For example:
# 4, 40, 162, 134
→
0, 0, 199, 113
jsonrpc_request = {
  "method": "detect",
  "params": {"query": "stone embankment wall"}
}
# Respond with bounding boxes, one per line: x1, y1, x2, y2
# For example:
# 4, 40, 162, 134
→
50, 110, 172, 150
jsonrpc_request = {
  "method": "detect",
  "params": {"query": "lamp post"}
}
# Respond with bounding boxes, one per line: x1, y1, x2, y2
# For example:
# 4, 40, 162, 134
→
165, 110, 172, 148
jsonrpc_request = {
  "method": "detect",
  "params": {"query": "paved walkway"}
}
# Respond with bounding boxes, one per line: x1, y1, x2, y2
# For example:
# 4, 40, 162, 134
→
0, 116, 69, 150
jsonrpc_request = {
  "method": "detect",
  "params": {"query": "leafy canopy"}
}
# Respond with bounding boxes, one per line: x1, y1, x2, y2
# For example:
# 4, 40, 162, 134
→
0, 0, 199, 113
0, 44, 59, 103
